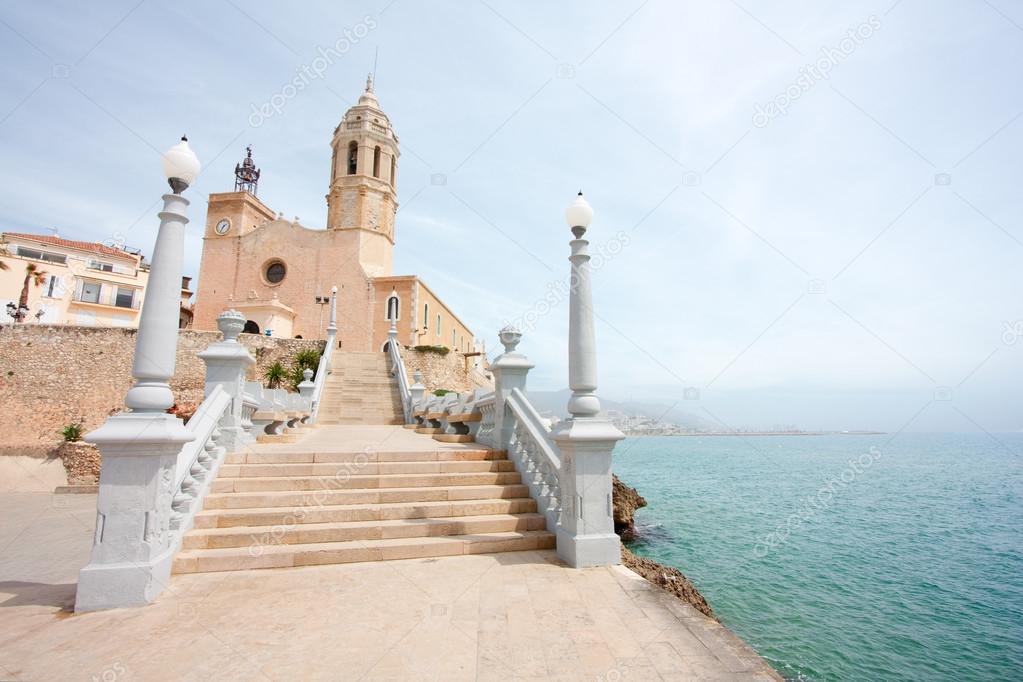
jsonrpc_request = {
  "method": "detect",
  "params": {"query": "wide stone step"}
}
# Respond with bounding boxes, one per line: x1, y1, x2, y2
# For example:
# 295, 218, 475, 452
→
193, 497, 538, 529
224, 449, 503, 465
202, 483, 531, 509
172, 530, 556, 573
211, 471, 522, 493
218, 460, 516, 478
183, 513, 546, 549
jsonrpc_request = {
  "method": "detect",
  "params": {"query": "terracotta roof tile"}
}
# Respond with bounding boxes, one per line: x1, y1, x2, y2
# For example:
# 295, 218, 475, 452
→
2, 232, 139, 260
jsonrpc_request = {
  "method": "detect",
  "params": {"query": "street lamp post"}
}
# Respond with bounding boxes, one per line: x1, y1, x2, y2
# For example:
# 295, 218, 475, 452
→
551, 192, 625, 568
75, 137, 201, 612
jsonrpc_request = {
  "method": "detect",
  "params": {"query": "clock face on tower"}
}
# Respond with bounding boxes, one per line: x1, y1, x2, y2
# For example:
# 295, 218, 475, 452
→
215, 218, 231, 235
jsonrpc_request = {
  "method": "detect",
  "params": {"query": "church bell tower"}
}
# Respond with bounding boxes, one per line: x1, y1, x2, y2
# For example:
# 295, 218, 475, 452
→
326, 75, 399, 276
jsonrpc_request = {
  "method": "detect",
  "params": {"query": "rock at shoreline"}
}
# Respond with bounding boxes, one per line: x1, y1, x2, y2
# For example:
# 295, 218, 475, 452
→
620, 545, 715, 619
612, 474, 647, 540
613, 474, 716, 620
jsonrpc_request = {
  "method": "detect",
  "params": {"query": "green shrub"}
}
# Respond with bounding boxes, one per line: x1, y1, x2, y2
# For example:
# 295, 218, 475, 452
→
433, 389, 451, 397
293, 349, 321, 370
288, 364, 311, 391
264, 361, 287, 389
413, 344, 450, 356
61, 422, 84, 442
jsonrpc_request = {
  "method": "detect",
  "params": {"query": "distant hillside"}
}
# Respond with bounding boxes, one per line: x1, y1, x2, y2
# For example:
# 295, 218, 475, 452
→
525, 389, 720, 431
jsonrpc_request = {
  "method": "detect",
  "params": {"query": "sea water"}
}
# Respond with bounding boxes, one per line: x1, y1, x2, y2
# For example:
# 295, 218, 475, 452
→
614, 433, 1023, 681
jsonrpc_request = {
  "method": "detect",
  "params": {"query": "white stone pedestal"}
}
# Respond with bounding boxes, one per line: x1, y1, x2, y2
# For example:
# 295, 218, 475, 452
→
551, 417, 624, 568
75, 413, 193, 612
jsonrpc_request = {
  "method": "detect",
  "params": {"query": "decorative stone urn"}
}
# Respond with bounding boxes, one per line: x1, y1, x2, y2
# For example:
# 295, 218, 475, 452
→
498, 325, 522, 354
218, 309, 246, 342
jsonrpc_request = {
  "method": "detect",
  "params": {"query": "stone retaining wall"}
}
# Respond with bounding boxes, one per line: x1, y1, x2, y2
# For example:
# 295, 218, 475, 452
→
0, 324, 324, 459
401, 348, 492, 394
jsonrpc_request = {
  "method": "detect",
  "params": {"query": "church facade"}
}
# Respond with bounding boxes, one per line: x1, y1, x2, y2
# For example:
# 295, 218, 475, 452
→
192, 78, 476, 354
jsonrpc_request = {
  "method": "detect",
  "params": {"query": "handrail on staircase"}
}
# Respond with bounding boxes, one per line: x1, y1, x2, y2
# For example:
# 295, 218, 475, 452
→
170, 384, 232, 537
504, 388, 562, 531
309, 286, 339, 424
386, 319, 413, 424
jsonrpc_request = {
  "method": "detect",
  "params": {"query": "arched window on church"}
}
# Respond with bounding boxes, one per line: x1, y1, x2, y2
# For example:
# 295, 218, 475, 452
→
347, 142, 358, 175
423, 303, 429, 331
386, 292, 399, 321
390, 155, 396, 186
373, 146, 381, 178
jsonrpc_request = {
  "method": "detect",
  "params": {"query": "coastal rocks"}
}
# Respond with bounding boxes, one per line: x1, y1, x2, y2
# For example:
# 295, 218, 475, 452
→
620, 546, 715, 619
613, 474, 716, 620
612, 474, 647, 540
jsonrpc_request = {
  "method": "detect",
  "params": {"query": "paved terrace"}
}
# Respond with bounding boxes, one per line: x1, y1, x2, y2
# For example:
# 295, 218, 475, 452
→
0, 428, 781, 681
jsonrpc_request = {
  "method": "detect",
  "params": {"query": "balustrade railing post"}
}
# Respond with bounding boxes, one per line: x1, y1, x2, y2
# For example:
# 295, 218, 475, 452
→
325, 285, 338, 371
490, 326, 534, 451
197, 310, 256, 452
550, 193, 625, 568
76, 142, 201, 612
410, 371, 426, 415
298, 367, 315, 410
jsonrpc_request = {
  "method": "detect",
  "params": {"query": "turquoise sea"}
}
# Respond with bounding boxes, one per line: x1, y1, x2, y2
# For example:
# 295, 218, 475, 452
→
614, 433, 1023, 681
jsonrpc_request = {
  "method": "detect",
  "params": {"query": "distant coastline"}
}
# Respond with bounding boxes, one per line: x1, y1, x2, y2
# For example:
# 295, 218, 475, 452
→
621, 430, 886, 437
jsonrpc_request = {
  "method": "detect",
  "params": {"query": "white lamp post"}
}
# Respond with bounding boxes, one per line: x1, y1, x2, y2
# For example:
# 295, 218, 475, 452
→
76, 137, 201, 612
551, 192, 625, 568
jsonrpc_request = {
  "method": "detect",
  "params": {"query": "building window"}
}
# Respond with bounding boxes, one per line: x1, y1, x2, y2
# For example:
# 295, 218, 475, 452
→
373, 146, 381, 178
347, 142, 358, 174
264, 260, 286, 284
386, 293, 399, 321
79, 281, 101, 304
452, 329, 456, 347
436, 314, 441, 337
390, 156, 396, 186
423, 303, 429, 331
15, 246, 66, 264
114, 286, 137, 309
44, 275, 60, 298
88, 260, 114, 272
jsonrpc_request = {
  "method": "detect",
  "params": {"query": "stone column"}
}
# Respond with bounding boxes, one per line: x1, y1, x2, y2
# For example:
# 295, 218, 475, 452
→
490, 326, 534, 451
298, 368, 315, 415
410, 370, 426, 408
551, 194, 624, 568
76, 193, 196, 612
325, 285, 338, 370
197, 310, 255, 452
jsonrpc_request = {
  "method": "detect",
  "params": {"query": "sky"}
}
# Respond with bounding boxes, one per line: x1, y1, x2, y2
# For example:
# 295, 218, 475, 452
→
0, 1, 1021, 433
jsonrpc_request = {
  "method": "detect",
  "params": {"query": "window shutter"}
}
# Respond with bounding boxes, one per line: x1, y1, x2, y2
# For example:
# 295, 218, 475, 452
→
73, 279, 83, 301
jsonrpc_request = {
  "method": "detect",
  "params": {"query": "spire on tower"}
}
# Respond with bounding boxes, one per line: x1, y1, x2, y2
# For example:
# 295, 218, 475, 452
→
234, 145, 261, 196
365, 72, 374, 93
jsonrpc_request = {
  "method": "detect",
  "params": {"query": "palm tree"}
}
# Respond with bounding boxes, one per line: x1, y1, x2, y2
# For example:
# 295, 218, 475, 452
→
17, 263, 47, 322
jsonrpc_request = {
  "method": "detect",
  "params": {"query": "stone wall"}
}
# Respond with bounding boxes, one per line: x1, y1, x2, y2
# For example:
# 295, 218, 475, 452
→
0, 324, 324, 458
401, 347, 493, 394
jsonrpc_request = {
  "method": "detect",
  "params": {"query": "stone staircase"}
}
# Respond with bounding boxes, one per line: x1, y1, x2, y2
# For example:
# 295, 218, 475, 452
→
316, 352, 404, 425
173, 434, 553, 573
